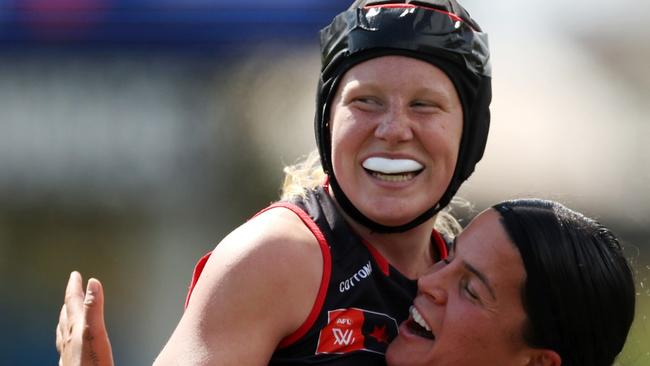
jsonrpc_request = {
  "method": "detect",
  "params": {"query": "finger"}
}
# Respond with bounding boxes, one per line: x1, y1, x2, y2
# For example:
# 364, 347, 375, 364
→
56, 304, 67, 352
65, 271, 85, 319
84, 278, 107, 333
83, 278, 115, 366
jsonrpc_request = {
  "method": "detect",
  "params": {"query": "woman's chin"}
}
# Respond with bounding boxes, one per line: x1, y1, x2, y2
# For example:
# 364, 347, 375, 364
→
385, 336, 423, 366
385, 320, 439, 366
385, 340, 403, 366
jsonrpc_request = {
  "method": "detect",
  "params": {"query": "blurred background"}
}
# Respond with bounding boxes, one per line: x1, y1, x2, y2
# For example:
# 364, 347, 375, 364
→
0, 0, 648, 364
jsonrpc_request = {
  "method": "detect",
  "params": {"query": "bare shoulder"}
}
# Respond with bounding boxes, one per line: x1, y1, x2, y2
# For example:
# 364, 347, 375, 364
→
234, 205, 321, 251
155, 206, 324, 365
211, 206, 323, 280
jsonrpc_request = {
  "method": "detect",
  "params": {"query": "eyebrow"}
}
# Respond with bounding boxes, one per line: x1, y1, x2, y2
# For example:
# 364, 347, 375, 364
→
452, 237, 497, 301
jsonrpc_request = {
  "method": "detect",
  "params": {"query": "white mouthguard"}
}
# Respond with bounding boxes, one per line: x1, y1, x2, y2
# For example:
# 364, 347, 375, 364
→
362, 157, 423, 174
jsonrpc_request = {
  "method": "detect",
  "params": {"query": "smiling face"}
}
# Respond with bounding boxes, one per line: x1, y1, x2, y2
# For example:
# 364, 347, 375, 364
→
328, 56, 463, 226
386, 209, 537, 366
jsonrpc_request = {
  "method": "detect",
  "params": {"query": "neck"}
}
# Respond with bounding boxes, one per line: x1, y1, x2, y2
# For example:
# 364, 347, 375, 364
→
328, 190, 437, 279
354, 219, 437, 279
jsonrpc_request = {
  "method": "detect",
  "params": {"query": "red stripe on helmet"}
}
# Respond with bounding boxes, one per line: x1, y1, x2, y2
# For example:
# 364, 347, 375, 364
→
364, 3, 465, 24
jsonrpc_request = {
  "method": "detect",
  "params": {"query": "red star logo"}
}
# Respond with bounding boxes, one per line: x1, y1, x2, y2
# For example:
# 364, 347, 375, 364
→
369, 325, 388, 344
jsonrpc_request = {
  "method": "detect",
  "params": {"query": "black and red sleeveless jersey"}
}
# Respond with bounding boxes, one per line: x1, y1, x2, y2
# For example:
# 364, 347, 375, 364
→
186, 186, 449, 365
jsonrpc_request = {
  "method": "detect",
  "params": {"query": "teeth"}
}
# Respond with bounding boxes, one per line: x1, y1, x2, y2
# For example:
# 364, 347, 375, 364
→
369, 171, 416, 182
362, 157, 423, 174
410, 306, 431, 332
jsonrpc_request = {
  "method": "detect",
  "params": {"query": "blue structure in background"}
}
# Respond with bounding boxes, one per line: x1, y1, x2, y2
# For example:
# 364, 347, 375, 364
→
0, 0, 350, 48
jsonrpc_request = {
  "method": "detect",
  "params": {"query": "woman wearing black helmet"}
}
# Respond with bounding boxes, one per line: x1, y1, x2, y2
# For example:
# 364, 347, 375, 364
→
55, 1, 635, 365
315, 0, 491, 235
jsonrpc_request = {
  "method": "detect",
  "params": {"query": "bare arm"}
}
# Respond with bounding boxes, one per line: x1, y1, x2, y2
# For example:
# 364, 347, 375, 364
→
154, 208, 323, 365
55, 208, 322, 366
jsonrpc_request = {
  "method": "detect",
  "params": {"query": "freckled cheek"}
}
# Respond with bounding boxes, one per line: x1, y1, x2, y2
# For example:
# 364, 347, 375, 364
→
421, 126, 461, 169
435, 113, 464, 149
330, 120, 365, 180
330, 110, 364, 138
331, 114, 374, 156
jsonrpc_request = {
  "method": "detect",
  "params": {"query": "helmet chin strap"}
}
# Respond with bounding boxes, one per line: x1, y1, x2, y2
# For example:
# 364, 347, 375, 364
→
327, 174, 442, 233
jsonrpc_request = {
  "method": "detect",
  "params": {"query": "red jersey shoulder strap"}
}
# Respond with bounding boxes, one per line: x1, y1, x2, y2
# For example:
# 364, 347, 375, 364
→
432, 229, 449, 261
184, 251, 212, 309
183, 202, 333, 349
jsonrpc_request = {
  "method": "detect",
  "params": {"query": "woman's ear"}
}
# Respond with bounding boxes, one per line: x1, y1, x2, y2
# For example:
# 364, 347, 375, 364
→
525, 349, 561, 366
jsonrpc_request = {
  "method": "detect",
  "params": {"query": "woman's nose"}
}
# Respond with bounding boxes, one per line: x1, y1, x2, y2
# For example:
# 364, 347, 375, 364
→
417, 267, 448, 305
373, 107, 413, 143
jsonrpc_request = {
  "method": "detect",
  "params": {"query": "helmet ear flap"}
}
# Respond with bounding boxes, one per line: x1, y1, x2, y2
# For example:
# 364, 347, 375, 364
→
458, 76, 492, 182
314, 74, 339, 177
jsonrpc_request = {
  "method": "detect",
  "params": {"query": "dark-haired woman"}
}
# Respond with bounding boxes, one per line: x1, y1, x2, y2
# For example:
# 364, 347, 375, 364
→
387, 199, 635, 366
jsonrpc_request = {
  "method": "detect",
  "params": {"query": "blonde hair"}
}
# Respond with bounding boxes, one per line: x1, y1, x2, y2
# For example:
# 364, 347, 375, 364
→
280, 150, 462, 238
281, 150, 326, 201
435, 201, 463, 238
